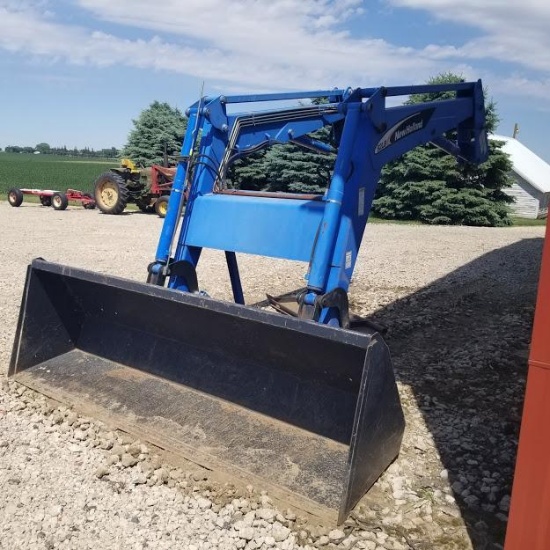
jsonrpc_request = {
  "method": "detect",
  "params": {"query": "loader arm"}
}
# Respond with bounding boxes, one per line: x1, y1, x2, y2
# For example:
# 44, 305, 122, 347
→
151, 81, 487, 325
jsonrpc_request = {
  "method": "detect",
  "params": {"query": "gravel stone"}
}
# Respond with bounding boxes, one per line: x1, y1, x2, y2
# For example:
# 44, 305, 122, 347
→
197, 497, 213, 510
131, 473, 147, 485
106, 454, 119, 466
73, 429, 87, 441
271, 522, 291, 542
328, 529, 346, 543
238, 527, 255, 540
110, 445, 125, 458
257, 507, 276, 521
316, 535, 330, 546
47, 505, 63, 517
94, 466, 110, 479
120, 453, 138, 468
127, 441, 142, 457
499, 495, 511, 512
98, 438, 114, 450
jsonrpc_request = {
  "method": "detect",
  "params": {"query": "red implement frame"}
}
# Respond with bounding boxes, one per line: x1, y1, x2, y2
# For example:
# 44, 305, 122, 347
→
13, 188, 95, 209
504, 216, 550, 550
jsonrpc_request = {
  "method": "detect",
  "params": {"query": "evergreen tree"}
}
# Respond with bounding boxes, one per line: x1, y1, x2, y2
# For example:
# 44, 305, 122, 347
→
264, 131, 334, 194
122, 101, 187, 166
372, 73, 513, 226
226, 149, 269, 191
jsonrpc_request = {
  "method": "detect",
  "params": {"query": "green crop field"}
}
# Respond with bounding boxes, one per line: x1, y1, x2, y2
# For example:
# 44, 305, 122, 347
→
0, 153, 116, 196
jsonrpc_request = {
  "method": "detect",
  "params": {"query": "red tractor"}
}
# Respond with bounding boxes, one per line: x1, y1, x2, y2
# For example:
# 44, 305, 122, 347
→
93, 159, 175, 217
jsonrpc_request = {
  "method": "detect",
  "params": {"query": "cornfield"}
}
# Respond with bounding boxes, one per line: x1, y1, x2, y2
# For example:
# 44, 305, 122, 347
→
0, 153, 115, 195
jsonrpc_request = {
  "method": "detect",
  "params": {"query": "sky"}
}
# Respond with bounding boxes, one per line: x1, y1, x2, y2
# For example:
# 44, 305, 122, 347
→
0, 0, 549, 163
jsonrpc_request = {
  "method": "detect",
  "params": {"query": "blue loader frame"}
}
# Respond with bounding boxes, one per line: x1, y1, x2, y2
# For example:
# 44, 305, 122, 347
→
148, 82, 488, 326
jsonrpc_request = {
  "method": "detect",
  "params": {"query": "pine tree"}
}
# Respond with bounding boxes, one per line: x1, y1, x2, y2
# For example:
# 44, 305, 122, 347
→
372, 73, 513, 226
262, 126, 335, 194
122, 101, 187, 166
226, 149, 269, 191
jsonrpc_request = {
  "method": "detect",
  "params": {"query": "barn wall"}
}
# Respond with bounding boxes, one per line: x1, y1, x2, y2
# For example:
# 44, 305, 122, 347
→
504, 173, 544, 218
539, 192, 550, 217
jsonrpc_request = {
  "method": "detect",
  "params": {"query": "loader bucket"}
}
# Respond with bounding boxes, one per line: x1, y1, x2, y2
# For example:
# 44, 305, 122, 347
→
9, 259, 405, 524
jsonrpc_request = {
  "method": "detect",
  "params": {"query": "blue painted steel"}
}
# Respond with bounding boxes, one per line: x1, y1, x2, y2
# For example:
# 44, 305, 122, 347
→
225, 251, 245, 305
152, 81, 488, 326
155, 108, 199, 265
228, 109, 344, 152
210, 89, 346, 104
306, 102, 361, 292
183, 194, 325, 261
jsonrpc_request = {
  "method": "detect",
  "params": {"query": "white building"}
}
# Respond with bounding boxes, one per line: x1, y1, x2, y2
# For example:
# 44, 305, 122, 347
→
491, 135, 550, 219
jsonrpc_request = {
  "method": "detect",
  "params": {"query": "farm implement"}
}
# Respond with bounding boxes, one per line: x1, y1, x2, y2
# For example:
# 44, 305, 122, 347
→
9, 82, 488, 524
7, 188, 96, 210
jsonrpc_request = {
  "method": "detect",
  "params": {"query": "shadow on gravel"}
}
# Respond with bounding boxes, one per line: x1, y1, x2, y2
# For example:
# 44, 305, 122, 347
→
363, 237, 544, 549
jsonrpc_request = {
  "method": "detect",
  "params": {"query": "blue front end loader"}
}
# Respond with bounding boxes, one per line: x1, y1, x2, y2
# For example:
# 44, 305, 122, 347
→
9, 82, 488, 524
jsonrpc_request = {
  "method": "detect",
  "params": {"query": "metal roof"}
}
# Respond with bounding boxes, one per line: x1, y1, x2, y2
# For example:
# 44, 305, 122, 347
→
490, 134, 550, 194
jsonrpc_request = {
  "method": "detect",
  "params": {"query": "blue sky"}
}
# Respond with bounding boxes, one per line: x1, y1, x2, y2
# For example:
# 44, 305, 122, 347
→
0, 0, 549, 162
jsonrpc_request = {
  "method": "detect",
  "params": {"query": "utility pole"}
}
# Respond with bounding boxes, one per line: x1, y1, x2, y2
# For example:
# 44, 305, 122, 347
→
513, 123, 520, 139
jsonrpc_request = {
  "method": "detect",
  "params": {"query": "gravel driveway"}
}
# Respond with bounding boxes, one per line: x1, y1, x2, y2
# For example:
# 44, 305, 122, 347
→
0, 201, 545, 549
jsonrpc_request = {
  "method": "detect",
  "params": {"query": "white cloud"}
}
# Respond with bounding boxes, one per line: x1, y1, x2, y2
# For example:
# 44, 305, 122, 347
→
387, 0, 550, 73
0, 0, 548, 105
0, 0, 446, 92
492, 74, 550, 103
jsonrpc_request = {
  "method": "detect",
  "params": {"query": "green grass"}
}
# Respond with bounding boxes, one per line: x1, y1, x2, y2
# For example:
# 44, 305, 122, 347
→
0, 153, 116, 196
510, 216, 547, 227
369, 214, 548, 227
368, 214, 420, 224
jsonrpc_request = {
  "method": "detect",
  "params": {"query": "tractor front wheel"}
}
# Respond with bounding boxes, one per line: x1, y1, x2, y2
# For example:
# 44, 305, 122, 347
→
154, 195, 169, 218
40, 196, 52, 207
52, 193, 68, 210
94, 172, 129, 214
8, 188, 23, 207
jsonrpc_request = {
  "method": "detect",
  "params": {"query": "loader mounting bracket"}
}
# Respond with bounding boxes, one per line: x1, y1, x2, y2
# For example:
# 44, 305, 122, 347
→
147, 260, 199, 293
146, 261, 167, 286
298, 287, 351, 329
168, 260, 199, 293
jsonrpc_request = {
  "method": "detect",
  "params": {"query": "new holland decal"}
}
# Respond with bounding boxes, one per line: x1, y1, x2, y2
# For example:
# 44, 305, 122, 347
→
375, 109, 435, 154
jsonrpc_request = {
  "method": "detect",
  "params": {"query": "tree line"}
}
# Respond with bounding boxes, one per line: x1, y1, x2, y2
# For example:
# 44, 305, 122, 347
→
2, 144, 120, 158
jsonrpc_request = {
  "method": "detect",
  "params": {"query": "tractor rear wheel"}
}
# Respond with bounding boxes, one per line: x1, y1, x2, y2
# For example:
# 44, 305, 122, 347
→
8, 188, 23, 207
154, 195, 169, 218
52, 193, 68, 210
94, 172, 129, 215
